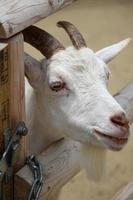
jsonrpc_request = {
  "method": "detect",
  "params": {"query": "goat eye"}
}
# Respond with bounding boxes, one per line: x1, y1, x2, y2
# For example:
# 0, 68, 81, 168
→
50, 81, 65, 92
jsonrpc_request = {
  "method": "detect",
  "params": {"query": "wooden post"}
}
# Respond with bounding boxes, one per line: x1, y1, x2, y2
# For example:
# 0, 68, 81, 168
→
0, 34, 25, 199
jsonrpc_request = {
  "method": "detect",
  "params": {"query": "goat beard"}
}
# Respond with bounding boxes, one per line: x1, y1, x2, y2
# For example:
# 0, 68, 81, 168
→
79, 143, 107, 181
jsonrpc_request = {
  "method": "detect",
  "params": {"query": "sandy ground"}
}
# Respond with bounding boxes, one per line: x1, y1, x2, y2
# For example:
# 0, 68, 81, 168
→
25, 0, 133, 199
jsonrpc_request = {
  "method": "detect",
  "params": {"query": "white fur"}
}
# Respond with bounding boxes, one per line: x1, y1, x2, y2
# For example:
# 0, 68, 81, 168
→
80, 144, 106, 181
25, 39, 130, 180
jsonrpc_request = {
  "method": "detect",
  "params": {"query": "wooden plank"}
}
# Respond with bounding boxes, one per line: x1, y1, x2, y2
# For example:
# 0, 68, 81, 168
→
0, 43, 12, 200
0, 43, 9, 155
3, 34, 26, 168
14, 139, 80, 200
0, 33, 25, 199
0, 0, 76, 38
8, 33, 26, 169
113, 182, 133, 200
15, 81, 133, 200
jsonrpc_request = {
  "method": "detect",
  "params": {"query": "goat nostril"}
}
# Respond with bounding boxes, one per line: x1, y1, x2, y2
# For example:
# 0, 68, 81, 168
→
110, 112, 129, 127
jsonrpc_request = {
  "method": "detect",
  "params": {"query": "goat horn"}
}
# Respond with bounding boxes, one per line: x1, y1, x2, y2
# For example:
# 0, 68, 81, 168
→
57, 21, 87, 49
23, 25, 65, 59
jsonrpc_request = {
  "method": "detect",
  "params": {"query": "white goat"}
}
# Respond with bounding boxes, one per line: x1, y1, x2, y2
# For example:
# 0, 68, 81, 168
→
23, 21, 130, 181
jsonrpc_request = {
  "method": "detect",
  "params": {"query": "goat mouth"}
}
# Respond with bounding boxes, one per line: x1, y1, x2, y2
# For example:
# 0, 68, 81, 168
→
94, 129, 128, 150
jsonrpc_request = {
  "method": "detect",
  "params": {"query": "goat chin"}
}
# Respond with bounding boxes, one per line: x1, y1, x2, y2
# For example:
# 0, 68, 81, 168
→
79, 143, 107, 181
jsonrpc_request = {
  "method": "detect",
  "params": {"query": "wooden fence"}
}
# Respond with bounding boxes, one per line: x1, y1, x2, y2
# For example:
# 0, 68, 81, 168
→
0, 0, 133, 199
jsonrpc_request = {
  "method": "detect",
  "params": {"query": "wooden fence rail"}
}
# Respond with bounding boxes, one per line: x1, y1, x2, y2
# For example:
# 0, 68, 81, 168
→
0, 0, 76, 38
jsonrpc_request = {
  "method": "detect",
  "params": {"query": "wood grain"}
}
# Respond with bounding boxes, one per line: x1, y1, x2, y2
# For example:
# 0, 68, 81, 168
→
15, 139, 80, 200
8, 33, 26, 168
0, 43, 12, 199
0, 43, 9, 155
0, 33, 25, 199
15, 82, 133, 200
113, 182, 133, 200
0, 0, 76, 38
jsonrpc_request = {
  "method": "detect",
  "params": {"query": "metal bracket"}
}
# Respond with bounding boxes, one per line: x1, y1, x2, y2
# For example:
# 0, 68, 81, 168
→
0, 121, 28, 183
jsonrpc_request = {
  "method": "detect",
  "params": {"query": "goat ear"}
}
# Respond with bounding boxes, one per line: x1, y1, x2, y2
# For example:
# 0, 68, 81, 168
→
24, 53, 43, 88
96, 38, 131, 63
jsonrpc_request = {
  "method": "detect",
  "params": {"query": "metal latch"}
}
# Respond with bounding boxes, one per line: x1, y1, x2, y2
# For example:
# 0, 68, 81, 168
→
0, 121, 28, 183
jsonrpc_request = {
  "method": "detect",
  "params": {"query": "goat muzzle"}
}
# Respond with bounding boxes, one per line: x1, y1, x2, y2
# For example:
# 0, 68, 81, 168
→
110, 112, 129, 128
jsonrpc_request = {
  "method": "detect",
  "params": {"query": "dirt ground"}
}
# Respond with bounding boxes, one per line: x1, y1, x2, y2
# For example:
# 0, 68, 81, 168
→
25, 0, 133, 199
